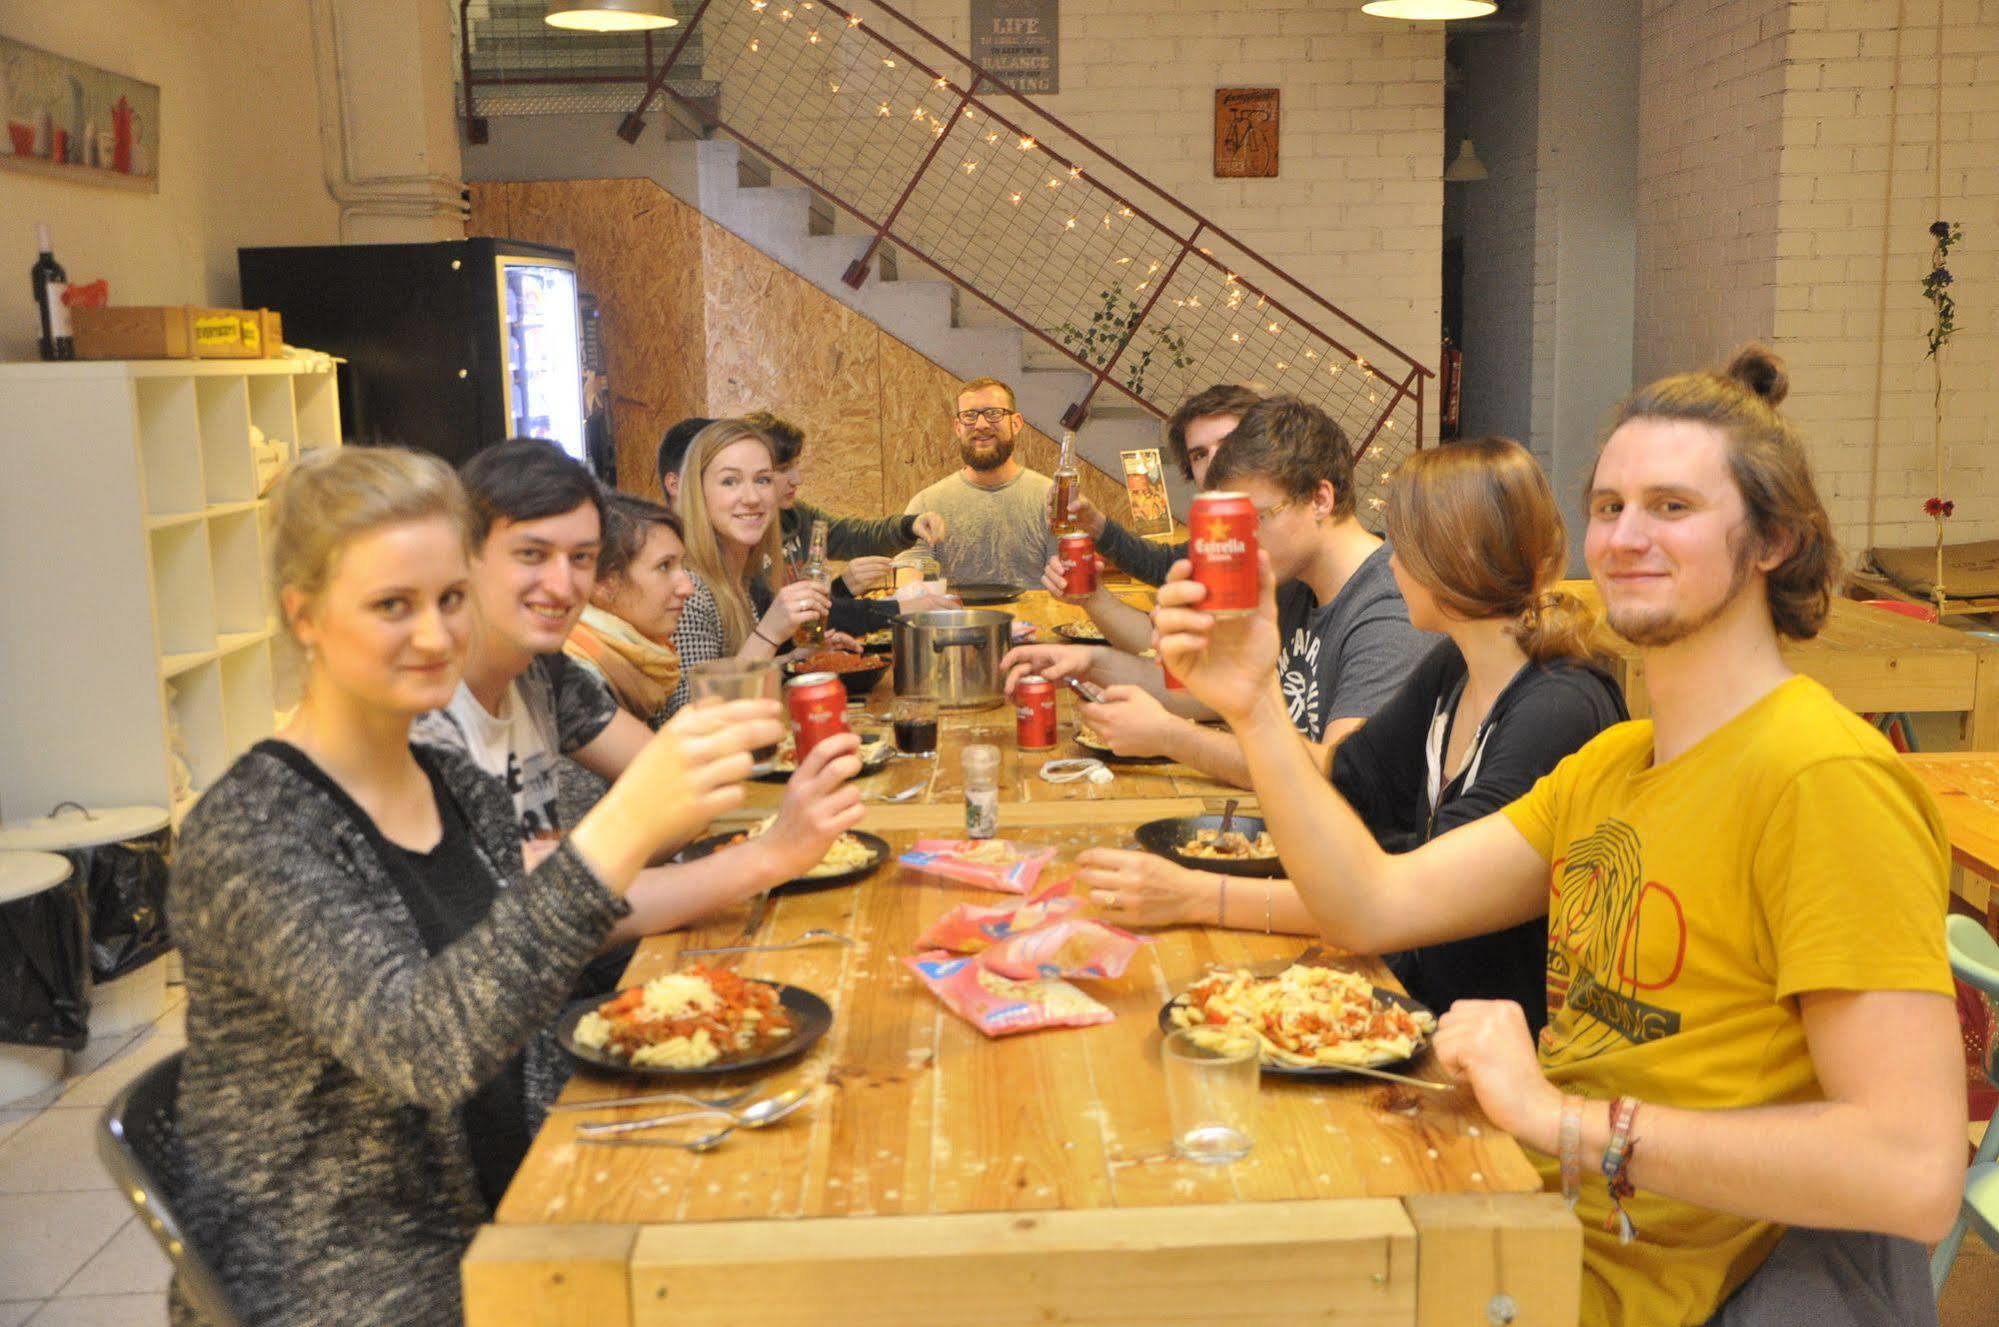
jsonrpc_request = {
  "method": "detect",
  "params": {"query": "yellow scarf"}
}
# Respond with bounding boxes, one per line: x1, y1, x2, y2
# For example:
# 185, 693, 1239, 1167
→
563, 605, 681, 724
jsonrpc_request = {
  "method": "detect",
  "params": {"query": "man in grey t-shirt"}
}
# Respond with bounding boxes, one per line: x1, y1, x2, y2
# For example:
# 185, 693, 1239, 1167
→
904, 376, 1055, 590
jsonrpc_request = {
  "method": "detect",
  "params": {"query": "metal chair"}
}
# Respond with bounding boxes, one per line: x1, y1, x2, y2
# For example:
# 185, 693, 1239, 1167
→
96, 1050, 246, 1327
1932, 916, 1999, 1296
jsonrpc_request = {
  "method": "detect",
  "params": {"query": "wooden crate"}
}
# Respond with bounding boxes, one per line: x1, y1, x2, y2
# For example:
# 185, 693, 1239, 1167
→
74, 306, 283, 360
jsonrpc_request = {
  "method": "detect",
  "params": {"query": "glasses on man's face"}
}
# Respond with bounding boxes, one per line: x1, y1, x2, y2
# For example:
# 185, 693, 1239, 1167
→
1254, 498, 1295, 525
955, 407, 1014, 425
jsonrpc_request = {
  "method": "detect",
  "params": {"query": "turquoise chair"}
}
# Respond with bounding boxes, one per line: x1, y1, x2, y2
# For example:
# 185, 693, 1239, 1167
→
1932, 915, 1999, 1295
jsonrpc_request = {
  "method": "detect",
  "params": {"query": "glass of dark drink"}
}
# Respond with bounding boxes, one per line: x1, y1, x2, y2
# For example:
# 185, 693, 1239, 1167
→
891, 696, 941, 757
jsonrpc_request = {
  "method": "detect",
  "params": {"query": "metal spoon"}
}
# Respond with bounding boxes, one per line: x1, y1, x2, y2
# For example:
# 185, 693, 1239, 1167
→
866, 784, 924, 802
1219, 797, 1239, 840
680, 928, 855, 958
576, 1087, 814, 1138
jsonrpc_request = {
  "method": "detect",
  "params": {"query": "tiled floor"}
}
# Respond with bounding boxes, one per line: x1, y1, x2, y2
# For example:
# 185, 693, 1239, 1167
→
2, 975, 1996, 1325
0, 983, 181, 1326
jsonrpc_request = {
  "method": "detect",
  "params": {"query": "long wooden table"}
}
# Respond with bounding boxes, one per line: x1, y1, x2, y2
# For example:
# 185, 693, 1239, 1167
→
1905, 754, 1999, 929
1568, 581, 1999, 747
467, 815, 1577, 1326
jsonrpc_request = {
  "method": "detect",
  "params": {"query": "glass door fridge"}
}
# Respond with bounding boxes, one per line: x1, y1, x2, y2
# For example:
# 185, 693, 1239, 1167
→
496, 254, 586, 463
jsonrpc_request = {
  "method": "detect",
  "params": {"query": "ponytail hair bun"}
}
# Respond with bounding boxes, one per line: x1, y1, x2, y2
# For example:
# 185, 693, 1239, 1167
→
1722, 343, 1789, 408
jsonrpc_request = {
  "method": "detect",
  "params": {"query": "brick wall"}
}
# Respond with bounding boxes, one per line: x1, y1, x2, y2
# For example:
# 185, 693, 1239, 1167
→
1637, 0, 1998, 559
1773, 0, 1999, 553
860, 0, 1445, 426
1634, 0, 1788, 386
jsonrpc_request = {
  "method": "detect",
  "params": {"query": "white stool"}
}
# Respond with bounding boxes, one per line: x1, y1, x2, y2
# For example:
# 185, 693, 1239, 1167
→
0, 851, 77, 1106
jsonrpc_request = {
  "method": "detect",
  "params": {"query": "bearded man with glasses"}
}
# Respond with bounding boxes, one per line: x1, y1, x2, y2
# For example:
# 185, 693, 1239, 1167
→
901, 376, 1059, 591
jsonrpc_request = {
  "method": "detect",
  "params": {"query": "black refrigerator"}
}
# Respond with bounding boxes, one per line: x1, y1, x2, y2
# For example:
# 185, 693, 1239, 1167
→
239, 239, 587, 468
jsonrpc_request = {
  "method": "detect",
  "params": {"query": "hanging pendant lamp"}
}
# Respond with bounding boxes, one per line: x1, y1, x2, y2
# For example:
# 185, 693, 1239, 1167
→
1443, 137, 1489, 181
545, 0, 678, 32
1362, 1, 1499, 18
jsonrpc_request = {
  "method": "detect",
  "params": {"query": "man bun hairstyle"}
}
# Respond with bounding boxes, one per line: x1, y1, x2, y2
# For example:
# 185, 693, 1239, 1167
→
1164, 383, 1263, 480
460, 437, 605, 547
1202, 394, 1356, 519
1599, 342, 1836, 640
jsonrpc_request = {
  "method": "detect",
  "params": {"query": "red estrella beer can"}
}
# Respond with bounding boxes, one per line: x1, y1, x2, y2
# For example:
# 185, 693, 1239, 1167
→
1015, 675, 1058, 750
785, 671, 850, 763
1189, 491, 1259, 617
1161, 656, 1186, 691
1058, 531, 1099, 596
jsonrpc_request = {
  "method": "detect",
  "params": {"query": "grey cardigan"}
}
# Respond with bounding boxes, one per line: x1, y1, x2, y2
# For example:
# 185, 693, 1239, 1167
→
168, 742, 628, 1327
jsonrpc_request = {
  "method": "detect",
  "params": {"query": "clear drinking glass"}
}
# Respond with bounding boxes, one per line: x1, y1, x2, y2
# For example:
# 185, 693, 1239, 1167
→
1162, 1026, 1259, 1163
687, 659, 783, 762
891, 696, 940, 757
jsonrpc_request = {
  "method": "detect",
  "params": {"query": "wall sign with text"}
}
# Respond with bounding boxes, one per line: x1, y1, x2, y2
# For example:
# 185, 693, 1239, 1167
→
1214, 88, 1279, 178
971, 0, 1059, 95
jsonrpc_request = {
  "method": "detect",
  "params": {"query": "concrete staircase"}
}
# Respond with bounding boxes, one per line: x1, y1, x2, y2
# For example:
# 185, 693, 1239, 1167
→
473, 120, 1178, 503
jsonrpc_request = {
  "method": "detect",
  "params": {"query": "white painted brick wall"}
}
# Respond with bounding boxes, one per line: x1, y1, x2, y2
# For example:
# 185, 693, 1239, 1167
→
864, 0, 1444, 430
1773, 0, 1999, 554
1639, 0, 1999, 558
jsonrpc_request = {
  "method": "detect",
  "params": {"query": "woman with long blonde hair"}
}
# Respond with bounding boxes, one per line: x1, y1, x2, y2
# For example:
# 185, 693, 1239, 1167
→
667, 419, 832, 711
1079, 437, 1626, 1028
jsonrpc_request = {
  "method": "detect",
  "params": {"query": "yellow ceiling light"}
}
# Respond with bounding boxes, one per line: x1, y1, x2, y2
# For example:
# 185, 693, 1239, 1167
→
1361, 0, 1498, 18
545, 0, 678, 32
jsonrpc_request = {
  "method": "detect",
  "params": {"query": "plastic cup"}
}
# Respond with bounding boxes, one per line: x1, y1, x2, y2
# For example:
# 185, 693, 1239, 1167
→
1162, 1026, 1258, 1163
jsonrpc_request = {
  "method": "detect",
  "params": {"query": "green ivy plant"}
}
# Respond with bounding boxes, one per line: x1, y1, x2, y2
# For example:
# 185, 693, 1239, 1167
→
1052, 283, 1195, 401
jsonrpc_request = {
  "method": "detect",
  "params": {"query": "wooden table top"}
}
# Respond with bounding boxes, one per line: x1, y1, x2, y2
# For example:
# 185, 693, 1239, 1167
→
741, 589, 1244, 823
500, 818, 1540, 1229
1906, 753, 1999, 879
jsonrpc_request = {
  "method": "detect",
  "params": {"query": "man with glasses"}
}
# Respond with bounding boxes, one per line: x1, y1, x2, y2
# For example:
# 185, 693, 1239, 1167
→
902, 377, 1057, 590
1003, 395, 1430, 783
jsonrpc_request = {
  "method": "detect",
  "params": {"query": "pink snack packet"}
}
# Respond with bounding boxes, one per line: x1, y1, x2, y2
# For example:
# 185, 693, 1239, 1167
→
898, 839, 1057, 894
914, 884, 1080, 954
904, 952, 1114, 1038
979, 917, 1151, 982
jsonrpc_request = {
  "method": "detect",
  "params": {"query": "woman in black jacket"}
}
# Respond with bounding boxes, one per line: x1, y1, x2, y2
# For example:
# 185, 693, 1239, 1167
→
1078, 437, 1625, 1030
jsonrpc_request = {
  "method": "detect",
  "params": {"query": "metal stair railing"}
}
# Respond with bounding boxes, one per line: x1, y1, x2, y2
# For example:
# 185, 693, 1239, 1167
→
461, 0, 1433, 493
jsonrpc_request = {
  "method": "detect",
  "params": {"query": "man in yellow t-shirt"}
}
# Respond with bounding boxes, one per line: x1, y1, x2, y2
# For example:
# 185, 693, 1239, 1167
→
1152, 345, 1965, 1327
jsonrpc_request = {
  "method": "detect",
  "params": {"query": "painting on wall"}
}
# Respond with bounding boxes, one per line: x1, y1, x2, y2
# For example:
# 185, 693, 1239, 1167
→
0, 37, 160, 193
1214, 88, 1279, 179
1120, 448, 1175, 537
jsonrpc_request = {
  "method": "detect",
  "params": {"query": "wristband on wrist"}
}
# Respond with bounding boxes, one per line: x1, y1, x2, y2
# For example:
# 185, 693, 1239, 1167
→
1215, 875, 1229, 928
752, 627, 777, 647
1558, 1094, 1585, 1209
1262, 880, 1273, 934
1601, 1095, 1642, 1244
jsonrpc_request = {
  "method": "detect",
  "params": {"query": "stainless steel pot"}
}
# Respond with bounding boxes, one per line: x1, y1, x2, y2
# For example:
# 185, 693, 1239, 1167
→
891, 609, 1012, 709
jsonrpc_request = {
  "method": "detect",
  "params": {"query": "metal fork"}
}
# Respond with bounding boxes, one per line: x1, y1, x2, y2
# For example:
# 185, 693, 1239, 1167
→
548, 1083, 761, 1113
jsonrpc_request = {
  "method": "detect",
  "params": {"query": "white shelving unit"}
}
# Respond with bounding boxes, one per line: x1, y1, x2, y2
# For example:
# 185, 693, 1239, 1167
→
0, 356, 342, 828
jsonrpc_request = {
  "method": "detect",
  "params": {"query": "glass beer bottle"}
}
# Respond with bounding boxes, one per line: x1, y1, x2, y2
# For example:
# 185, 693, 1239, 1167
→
1050, 431, 1080, 535
793, 518, 830, 648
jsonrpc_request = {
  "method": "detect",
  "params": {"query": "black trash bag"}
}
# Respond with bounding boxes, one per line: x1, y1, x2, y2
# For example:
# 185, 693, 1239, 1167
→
0, 870, 90, 1051
74, 831, 173, 981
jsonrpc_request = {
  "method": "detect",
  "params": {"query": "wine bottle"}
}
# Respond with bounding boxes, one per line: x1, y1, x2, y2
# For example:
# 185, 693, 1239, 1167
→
1051, 430, 1080, 534
31, 223, 73, 361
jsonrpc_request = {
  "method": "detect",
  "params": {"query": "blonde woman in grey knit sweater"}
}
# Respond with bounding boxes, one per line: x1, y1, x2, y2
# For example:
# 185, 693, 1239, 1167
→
168, 448, 789, 1327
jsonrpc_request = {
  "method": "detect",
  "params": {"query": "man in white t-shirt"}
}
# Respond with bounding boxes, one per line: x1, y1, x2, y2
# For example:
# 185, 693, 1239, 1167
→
416, 438, 864, 942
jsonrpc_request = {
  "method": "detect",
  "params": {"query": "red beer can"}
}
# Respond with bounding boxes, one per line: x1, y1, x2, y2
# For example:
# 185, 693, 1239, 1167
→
1161, 657, 1187, 691
1058, 531, 1099, 596
785, 671, 850, 763
1189, 491, 1260, 616
1015, 675, 1058, 750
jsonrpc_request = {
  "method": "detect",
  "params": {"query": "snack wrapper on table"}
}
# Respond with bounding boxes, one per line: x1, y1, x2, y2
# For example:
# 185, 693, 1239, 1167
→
1009, 618, 1038, 644
904, 952, 1114, 1037
914, 884, 1080, 953
979, 917, 1149, 981
899, 839, 1057, 894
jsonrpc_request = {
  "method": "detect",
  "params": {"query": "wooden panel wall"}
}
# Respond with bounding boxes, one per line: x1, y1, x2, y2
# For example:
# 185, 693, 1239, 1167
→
469, 178, 1129, 520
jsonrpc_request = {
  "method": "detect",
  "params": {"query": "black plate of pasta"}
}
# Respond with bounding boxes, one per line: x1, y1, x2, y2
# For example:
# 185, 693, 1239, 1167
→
1158, 963, 1436, 1080
673, 823, 891, 893
1134, 813, 1283, 877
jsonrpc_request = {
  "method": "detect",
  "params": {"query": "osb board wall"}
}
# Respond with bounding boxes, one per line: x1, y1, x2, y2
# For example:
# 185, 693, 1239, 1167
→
469, 178, 1129, 520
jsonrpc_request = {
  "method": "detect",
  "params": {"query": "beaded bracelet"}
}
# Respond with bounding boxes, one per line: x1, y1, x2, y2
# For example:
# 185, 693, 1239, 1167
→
1262, 880, 1274, 934
1216, 875, 1230, 928
1558, 1094, 1585, 1209
1601, 1095, 1643, 1244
